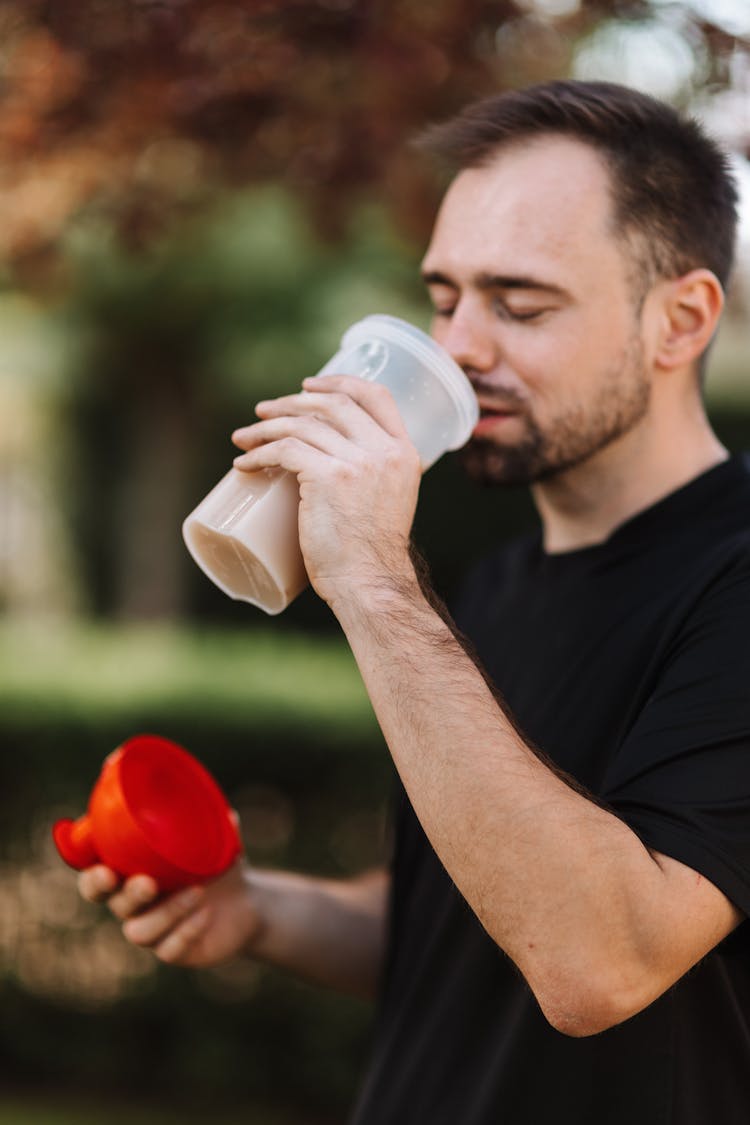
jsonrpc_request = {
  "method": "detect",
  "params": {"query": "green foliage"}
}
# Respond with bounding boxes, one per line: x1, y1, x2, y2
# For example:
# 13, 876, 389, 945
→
0, 621, 375, 728
3, 0, 748, 274
3, 406, 750, 1116
0, 622, 390, 848
50, 188, 432, 620
0, 623, 391, 1120
59, 188, 428, 406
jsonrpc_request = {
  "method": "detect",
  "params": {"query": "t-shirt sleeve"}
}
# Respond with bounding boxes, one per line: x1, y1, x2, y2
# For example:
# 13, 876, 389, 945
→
602, 551, 750, 918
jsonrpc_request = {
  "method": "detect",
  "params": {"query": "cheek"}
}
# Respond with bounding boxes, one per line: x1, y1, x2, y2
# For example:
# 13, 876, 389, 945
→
520, 313, 632, 386
504, 325, 584, 391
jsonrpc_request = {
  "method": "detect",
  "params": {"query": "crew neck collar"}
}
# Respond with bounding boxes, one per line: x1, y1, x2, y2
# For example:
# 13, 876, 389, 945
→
537, 454, 749, 566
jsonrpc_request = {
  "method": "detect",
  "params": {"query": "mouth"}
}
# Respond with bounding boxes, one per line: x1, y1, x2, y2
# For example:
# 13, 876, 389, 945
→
473, 405, 520, 437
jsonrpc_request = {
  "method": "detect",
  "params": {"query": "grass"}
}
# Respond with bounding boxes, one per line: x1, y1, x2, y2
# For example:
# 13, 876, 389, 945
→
0, 620, 377, 737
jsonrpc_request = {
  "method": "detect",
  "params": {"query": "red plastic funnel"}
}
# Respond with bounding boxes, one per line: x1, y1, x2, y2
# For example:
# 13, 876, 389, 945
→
52, 734, 241, 891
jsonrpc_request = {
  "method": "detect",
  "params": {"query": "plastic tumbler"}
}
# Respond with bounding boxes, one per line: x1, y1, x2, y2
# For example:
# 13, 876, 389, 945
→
181, 314, 479, 614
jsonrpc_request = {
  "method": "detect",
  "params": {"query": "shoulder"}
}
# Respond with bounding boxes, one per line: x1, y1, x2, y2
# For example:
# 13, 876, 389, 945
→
641, 454, 750, 627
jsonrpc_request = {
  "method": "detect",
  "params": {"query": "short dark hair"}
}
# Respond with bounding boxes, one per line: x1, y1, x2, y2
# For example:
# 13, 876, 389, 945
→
419, 80, 739, 300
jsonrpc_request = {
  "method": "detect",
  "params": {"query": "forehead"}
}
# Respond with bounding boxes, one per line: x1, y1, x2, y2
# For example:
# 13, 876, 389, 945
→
422, 136, 624, 286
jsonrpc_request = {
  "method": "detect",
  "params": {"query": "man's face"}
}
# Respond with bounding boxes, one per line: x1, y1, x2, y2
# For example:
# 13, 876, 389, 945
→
421, 136, 653, 485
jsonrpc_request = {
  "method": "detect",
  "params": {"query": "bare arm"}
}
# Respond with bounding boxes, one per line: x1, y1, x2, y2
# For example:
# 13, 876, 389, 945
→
334, 577, 742, 1033
79, 861, 389, 1000
232, 374, 744, 1036
248, 866, 388, 997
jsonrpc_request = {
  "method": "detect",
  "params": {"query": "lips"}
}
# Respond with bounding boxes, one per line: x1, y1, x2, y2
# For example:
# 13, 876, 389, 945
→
470, 395, 525, 436
473, 411, 516, 437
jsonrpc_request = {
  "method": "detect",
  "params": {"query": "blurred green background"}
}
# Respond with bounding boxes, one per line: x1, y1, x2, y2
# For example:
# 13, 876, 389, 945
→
1, 1, 750, 1121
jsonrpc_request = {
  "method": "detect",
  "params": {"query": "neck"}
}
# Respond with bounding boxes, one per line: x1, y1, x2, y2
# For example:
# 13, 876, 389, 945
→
531, 400, 728, 554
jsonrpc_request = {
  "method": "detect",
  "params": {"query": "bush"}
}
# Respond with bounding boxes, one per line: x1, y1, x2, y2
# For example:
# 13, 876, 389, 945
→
0, 624, 391, 1121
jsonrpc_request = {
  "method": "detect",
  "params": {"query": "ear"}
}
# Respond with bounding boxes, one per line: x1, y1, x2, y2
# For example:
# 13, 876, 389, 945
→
652, 269, 724, 372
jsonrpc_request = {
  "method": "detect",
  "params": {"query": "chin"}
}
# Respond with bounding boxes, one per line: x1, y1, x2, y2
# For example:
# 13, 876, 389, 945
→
458, 439, 544, 487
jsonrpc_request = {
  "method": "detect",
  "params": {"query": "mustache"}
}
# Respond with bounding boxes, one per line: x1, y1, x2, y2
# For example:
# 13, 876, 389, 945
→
470, 380, 529, 412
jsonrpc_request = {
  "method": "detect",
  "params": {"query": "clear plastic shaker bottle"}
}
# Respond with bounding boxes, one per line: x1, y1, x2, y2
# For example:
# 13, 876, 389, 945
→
181, 314, 478, 614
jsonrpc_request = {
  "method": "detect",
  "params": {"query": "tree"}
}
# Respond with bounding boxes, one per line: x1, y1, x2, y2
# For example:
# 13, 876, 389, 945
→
2, 0, 747, 620
0, 0, 747, 279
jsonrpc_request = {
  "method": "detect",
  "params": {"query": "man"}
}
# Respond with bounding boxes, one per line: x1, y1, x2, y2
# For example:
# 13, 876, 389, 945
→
81, 81, 750, 1123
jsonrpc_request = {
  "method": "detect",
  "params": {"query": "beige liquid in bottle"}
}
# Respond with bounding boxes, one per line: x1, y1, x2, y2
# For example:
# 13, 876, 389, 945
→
182, 316, 479, 614
182, 467, 307, 614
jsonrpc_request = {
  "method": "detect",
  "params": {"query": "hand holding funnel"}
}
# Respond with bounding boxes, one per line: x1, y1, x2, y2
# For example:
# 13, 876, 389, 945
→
52, 734, 241, 892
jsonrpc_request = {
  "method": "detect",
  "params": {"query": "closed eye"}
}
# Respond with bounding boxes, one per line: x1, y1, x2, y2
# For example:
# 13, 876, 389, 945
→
494, 301, 552, 323
506, 308, 548, 322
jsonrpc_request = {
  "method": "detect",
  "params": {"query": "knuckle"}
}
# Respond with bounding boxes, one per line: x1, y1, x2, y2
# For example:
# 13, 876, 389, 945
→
323, 391, 352, 411
332, 460, 358, 484
293, 416, 319, 438
182, 907, 208, 940
369, 381, 393, 399
405, 444, 422, 472
383, 440, 418, 472
155, 915, 201, 964
366, 382, 397, 411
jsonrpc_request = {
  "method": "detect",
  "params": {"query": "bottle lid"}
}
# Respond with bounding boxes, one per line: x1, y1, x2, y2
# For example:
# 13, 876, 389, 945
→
340, 314, 479, 446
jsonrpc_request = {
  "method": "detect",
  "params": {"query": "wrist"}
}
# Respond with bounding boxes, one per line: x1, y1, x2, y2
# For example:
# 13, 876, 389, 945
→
327, 562, 425, 631
239, 867, 274, 959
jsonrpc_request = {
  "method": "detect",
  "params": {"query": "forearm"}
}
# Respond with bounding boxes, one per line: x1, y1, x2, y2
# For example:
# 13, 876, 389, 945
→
331, 574, 697, 1032
246, 866, 389, 1000
228, 372, 740, 1031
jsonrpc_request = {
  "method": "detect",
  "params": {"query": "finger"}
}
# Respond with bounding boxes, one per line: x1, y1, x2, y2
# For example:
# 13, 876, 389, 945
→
303, 375, 409, 439
152, 905, 211, 964
232, 436, 337, 476
78, 865, 121, 903
122, 885, 205, 947
231, 415, 367, 461
106, 874, 161, 920
235, 388, 397, 449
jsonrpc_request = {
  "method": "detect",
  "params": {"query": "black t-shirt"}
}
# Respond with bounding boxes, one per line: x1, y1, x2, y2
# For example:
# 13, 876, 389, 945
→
350, 455, 750, 1125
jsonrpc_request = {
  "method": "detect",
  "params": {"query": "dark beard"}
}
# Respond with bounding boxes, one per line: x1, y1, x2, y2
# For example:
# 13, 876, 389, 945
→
458, 430, 548, 486
459, 364, 651, 487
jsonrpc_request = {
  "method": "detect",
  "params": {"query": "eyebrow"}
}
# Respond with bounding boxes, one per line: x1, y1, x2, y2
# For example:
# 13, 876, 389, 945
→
421, 269, 568, 299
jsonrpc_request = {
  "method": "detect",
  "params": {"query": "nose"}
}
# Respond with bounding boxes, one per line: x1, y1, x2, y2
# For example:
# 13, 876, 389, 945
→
434, 303, 496, 376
